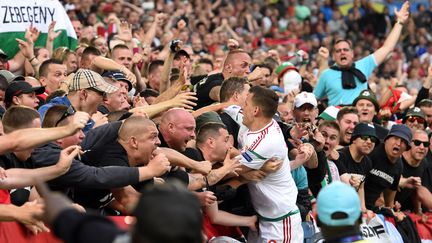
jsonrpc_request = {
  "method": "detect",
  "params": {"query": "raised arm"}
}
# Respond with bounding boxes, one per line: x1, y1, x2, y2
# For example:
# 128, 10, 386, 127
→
372, 1, 410, 65
0, 112, 89, 154
0, 146, 79, 189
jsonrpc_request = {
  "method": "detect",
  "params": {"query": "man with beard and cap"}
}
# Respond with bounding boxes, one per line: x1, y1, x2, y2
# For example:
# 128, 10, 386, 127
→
314, 2, 410, 106
335, 123, 379, 213
402, 107, 427, 133
364, 124, 411, 212
353, 89, 388, 140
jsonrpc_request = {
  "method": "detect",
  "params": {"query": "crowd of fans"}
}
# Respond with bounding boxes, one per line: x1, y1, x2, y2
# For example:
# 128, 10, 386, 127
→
1, 0, 432, 242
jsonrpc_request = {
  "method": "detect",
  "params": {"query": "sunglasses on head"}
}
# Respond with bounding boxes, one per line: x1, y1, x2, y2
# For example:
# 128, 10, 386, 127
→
359, 135, 378, 143
406, 116, 425, 124
87, 87, 106, 97
412, 140, 430, 147
55, 106, 75, 127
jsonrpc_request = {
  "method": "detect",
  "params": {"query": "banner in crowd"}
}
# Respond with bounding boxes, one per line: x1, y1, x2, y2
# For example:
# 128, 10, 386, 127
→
0, 0, 77, 58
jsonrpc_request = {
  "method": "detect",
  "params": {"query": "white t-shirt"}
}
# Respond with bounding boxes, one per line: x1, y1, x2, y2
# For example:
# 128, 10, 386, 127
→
239, 119, 298, 218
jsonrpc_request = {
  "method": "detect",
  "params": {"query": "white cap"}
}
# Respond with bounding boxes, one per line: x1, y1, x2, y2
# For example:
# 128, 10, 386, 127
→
294, 92, 317, 108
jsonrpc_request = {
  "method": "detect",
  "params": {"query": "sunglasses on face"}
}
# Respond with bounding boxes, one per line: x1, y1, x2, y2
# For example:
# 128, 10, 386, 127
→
406, 116, 425, 124
359, 135, 378, 144
412, 140, 430, 147
55, 106, 75, 127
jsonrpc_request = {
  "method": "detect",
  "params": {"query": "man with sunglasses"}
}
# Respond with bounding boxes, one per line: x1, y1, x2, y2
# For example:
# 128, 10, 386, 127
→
403, 107, 427, 132
396, 130, 432, 212
335, 123, 379, 213
314, 2, 410, 106
38, 69, 119, 133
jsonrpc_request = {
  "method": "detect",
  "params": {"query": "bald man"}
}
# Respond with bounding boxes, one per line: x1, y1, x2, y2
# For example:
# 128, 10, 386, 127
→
159, 108, 196, 153
194, 49, 252, 110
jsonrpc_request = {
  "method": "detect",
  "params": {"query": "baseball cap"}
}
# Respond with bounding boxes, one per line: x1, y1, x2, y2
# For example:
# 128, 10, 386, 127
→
195, 111, 223, 133
5, 81, 45, 104
102, 70, 132, 91
294, 92, 317, 108
352, 89, 380, 111
350, 122, 380, 145
68, 69, 118, 93
275, 62, 298, 78
174, 49, 191, 60
0, 49, 7, 59
403, 107, 425, 122
385, 124, 412, 149
0, 70, 25, 83
317, 181, 361, 226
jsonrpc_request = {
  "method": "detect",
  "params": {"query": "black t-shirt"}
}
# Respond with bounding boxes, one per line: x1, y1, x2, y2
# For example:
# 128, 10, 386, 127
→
194, 73, 224, 110
396, 156, 425, 211
374, 123, 389, 141
220, 112, 240, 149
335, 146, 373, 182
77, 121, 130, 209
422, 150, 432, 191
364, 144, 402, 210
0, 153, 33, 206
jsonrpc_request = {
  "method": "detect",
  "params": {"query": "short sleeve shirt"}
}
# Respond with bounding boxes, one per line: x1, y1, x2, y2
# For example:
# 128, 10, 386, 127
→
314, 54, 377, 105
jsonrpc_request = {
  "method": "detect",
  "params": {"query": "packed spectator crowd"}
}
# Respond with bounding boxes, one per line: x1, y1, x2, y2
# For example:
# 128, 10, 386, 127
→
1, 0, 432, 242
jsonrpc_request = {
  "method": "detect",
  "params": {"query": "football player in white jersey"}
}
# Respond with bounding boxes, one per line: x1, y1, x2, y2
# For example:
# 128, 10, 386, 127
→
238, 86, 303, 243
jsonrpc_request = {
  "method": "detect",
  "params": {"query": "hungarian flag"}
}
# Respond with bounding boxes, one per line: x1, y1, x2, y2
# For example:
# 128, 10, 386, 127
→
0, 0, 77, 58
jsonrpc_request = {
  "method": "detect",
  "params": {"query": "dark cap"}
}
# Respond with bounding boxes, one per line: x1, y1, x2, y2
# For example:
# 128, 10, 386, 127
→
350, 122, 380, 145
174, 49, 191, 60
5, 81, 45, 103
0, 49, 7, 59
385, 124, 412, 149
403, 107, 425, 122
353, 89, 380, 112
102, 70, 132, 91
0, 70, 25, 83
195, 111, 223, 132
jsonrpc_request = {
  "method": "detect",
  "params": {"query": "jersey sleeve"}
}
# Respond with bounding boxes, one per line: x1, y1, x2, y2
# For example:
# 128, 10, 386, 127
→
239, 148, 269, 170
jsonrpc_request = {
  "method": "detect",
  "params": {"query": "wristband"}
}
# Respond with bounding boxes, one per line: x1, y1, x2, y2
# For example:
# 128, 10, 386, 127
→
396, 20, 404, 26
29, 56, 36, 62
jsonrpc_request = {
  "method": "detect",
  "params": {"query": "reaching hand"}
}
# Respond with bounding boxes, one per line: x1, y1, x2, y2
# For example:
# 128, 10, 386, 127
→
91, 111, 108, 128
117, 21, 132, 42
317, 47, 330, 61
56, 145, 81, 173
47, 21, 61, 42
196, 191, 217, 207
195, 161, 212, 175
155, 13, 167, 27
25, 24, 40, 43
227, 39, 239, 50
261, 157, 283, 173
147, 152, 171, 177
169, 92, 197, 110
16, 38, 34, 59
241, 170, 267, 182
16, 200, 49, 234
394, 1, 410, 24
222, 150, 241, 176
68, 111, 90, 132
